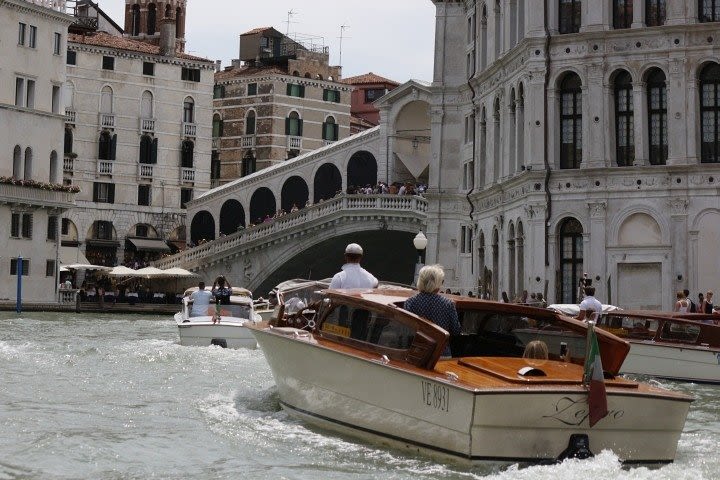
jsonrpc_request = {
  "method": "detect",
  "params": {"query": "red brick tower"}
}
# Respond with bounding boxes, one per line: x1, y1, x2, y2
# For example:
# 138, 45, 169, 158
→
124, 0, 186, 53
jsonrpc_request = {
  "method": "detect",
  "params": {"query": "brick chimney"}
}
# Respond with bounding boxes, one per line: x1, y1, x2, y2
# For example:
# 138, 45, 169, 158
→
160, 16, 176, 56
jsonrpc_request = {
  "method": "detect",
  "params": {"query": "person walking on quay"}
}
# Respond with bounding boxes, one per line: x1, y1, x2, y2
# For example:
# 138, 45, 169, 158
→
577, 286, 602, 322
403, 264, 461, 358
329, 243, 379, 289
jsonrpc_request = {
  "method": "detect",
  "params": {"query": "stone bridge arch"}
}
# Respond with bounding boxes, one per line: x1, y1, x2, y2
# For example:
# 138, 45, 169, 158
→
281, 175, 309, 212
219, 199, 245, 235
313, 163, 342, 202
347, 150, 378, 189
250, 187, 276, 223
190, 210, 215, 244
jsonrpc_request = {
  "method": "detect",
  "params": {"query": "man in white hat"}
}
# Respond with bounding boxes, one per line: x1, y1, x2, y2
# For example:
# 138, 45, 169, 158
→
329, 243, 379, 289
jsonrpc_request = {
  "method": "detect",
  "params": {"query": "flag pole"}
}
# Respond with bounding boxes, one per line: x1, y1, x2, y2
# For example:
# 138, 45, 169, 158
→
582, 319, 595, 386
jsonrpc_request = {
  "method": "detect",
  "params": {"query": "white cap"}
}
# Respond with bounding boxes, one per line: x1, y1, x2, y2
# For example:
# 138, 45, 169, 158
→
345, 243, 363, 255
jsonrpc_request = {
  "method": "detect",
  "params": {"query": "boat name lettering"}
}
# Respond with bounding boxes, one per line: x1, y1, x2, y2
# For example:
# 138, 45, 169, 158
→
421, 381, 449, 412
542, 396, 624, 426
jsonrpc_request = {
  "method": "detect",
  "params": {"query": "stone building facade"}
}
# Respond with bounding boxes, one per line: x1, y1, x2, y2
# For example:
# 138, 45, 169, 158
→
344, 72, 400, 127
62, 0, 214, 267
428, 0, 720, 310
212, 27, 352, 188
0, 0, 75, 302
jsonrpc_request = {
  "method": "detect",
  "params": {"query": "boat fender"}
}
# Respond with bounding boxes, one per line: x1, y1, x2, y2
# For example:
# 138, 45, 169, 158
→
557, 434, 593, 461
211, 338, 228, 348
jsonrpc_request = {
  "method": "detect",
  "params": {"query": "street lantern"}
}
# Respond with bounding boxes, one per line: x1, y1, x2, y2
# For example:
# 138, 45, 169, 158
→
412, 231, 427, 287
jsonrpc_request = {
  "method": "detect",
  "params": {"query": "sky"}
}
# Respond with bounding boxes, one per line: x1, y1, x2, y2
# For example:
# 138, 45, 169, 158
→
100, 0, 437, 83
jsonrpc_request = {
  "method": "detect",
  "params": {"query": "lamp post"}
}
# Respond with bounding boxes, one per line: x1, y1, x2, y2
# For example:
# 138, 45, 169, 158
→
412, 231, 427, 286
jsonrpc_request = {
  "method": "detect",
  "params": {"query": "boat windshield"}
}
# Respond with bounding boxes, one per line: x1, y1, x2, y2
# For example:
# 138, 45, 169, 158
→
320, 303, 415, 349
187, 301, 252, 320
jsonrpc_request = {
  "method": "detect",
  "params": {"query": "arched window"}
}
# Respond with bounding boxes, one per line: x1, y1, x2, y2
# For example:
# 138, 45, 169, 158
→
176, 7, 183, 36
322, 116, 338, 141
508, 222, 516, 298
24, 147, 33, 180
701, 63, 720, 163
131, 4, 140, 36
647, 68, 667, 165
141, 90, 153, 119
480, 5, 488, 70
286, 111, 302, 137
699, 0, 720, 22
509, 0, 517, 47
246, 111, 256, 135
13, 145, 22, 179
516, 222, 525, 296
613, 0, 633, 29
100, 86, 113, 113
559, 218, 583, 304
242, 150, 256, 177
494, 0, 502, 59
181, 140, 194, 168
509, 89, 517, 174
139, 135, 155, 164
478, 231, 486, 296
183, 97, 194, 123
646, 0, 666, 26
64, 128, 73, 155
614, 70, 634, 166
98, 131, 113, 160
559, 73, 582, 169
479, 107, 487, 186
147, 3, 157, 35
559, 0, 581, 34
49, 151, 58, 183
491, 229, 499, 299
212, 114, 224, 137
165, 4, 172, 18
516, 84, 525, 170
493, 98, 501, 180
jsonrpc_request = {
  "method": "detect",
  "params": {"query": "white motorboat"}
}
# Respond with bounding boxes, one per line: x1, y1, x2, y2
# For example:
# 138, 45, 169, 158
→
249, 283, 692, 464
549, 304, 720, 383
175, 287, 264, 349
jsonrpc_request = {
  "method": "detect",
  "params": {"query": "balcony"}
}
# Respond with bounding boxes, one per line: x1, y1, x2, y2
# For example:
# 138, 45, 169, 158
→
65, 109, 76, 124
210, 179, 221, 189
212, 137, 219, 150
241, 135, 256, 148
99, 113, 115, 129
287, 136, 302, 150
138, 163, 153, 179
0, 182, 75, 209
97, 160, 113, 175
23, 0, 67, 13
63, 157, 74, 173
181, 167, 195, 183
182, 122, 197, 137
140, 117, 156, 134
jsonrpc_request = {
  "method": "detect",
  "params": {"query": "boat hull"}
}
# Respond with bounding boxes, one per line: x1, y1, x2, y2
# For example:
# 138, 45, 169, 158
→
253, 328, 691, 463
621, 341, 720, 383
175, 313, 257, 349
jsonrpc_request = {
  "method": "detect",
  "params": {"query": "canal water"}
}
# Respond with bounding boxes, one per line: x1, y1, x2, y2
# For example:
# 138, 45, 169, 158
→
1, 312, 718, 480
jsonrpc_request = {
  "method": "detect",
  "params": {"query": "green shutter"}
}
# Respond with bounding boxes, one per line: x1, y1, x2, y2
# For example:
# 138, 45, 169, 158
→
285, 117, 290, 135
286, 83, 292, 96
333, 123, 339, 140
321, 122, 327, 140
299, 85, 305, 98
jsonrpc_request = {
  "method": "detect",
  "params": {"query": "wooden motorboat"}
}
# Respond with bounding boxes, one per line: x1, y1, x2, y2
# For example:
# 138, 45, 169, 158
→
248, 283, 692, 464
548, 304, 720, 383
175, 286, 265, 349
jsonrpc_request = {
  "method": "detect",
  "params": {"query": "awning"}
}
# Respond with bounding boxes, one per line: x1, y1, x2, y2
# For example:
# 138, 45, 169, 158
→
59, 246, 90, 265
127, 237, 171, 252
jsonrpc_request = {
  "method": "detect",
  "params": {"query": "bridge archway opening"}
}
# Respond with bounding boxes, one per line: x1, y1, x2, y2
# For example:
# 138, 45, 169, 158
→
250, 187, 276, 223
392, 99, 431, 184
314, 163, 342, 203
219, 199, 245, 235
190, 210, 215, 244
281, 176, 309, 212
347, 150, 377, 189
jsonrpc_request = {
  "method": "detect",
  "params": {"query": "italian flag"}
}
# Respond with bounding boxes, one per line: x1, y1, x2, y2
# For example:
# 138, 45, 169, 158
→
584, 325, 609, 427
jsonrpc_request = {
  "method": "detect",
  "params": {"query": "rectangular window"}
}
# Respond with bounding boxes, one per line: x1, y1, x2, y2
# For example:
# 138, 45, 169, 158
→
15, 78, 25, 107
323, 89, 340, 102
181, 67, 201, 82
95, 220, 113, 240
613, 0, 633, 28
102, 56, 115, 70
11, 213, 20, 238
10, 259, 30, 276
143, 61, 155, 76
53, 32, 62, 55
247, 83, 257, 96
138, 184, 151, 206
46, 260, 55, 277
213, 85, 225, 99
29, 26, 37, 48
47, 215, 58, 240
700, 0, 720, 22
364, 88, 386, 103
26, 79, 35, 109
181, 188, 193, 209
66, 50, 77, 65
18, 23, 26, 46
93, 182, 115, 203
22, 214, 33, 239
286, 83, 305, 98
61, 218, 70, 235
52, 85, 61, 114
559, 0, 582, 34
135, 224, 149, 237
646, 0, 667, 26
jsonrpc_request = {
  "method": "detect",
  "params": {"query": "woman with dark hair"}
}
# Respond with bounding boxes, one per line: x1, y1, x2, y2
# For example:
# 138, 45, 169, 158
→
212, 276, 232, 305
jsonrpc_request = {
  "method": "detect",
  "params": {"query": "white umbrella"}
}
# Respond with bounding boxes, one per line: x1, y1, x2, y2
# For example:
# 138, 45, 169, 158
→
134, 266, 167, 278
63, 263, 113, 271
162, 267, 198, 278
108, 265, 139, 277
59, 266, 70, 273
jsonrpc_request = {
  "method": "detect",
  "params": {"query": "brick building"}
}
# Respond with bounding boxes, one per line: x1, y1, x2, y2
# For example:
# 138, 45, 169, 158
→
343, 72, 399, 130
212, 27, 353, 185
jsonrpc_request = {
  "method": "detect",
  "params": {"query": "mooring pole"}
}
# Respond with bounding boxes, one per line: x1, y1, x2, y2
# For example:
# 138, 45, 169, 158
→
16, 256, 23, 314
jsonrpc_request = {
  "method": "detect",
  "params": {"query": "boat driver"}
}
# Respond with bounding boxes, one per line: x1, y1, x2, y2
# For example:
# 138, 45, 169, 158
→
576, 286, 602, 323
189, 281, 213, 317
329, 243, 379, 289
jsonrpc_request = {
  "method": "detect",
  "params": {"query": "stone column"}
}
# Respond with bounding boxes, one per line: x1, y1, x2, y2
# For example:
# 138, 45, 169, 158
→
631, 0, 645, 28
426, 107, 445, 263
516, 98, 525, 171
633, 81, 648, 165
666, 58, 687, 164
526, 202, 547, 298
527, 73, 548, 170
526, 0, 547, 36
581, 0, 607, 32
686, 78, 699, 164
587, 201, 608, 302
667, 0, 694, 25
583, 65, 605, 168
669, 197, 689, 298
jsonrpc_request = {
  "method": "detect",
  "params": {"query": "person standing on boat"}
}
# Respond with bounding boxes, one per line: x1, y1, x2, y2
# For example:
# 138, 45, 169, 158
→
211, 276, 232, 323
329, 243, 379, 289
403, 264, 461, 358
576, 286, 602, 322
189, 281, 213, 317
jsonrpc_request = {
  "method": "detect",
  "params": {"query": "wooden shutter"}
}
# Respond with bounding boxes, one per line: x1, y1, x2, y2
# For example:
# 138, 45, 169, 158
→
108, 184, 115, 204
299, 85, 305, 98
286, 83, 292, 96
333, 123, 339, 140
151, 138, 158, 164
93, 183, 100, 202
285, 117, 290, 135
110, 134, 117, 160
321, 122, 327, 140
298, 119, 303, 136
